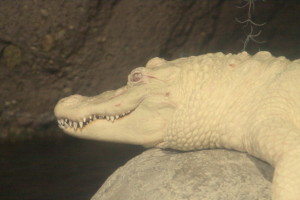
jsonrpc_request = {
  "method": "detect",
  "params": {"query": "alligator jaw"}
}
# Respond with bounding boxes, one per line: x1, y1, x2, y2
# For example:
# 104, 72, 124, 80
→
57, 108, 134, 131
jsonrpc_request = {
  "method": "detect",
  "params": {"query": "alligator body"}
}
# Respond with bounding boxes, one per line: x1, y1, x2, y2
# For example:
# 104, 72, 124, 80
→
54, 52, 300, 200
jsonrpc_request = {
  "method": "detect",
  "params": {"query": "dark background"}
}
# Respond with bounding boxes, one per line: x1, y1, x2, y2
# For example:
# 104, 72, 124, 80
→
0, 0, 299, 200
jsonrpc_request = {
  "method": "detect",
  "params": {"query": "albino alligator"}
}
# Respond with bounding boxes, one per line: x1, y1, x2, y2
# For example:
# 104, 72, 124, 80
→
54, 51, 300, 200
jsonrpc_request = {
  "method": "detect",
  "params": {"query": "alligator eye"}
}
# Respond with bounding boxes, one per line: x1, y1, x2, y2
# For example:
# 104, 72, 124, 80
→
131, 72, 143, 82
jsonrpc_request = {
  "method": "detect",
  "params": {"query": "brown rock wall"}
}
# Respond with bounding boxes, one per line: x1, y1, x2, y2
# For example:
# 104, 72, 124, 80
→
0, 0, 299, 141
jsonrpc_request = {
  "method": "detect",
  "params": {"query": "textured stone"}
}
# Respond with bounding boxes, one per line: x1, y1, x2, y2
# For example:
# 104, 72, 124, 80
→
92, 149, 273, 200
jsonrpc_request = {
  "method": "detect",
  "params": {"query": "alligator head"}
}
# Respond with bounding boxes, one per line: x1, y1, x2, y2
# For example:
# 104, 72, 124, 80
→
54, 57, 181, 147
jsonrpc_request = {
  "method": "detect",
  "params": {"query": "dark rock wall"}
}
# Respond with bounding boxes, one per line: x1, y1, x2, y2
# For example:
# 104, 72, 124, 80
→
0, 0, 299, 141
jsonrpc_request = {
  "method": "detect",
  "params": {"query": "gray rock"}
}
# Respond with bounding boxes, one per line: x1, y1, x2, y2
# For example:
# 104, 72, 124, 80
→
92, 149, 273, 200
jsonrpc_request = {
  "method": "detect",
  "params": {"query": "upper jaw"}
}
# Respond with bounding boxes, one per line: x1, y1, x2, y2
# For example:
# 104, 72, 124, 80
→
54, 87, 145, 132
54, 85, 142, 119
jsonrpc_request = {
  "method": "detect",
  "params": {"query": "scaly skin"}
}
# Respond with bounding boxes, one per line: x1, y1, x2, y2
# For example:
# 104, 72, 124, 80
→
54, 52, 300, 200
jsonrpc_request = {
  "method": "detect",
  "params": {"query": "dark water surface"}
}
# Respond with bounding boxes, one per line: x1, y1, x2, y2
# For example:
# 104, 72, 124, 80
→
0, 137, 143, 200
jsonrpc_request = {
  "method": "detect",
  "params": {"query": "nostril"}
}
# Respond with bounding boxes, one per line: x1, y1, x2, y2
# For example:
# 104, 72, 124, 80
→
58, 94, 85, 105
55, 94, 85, 117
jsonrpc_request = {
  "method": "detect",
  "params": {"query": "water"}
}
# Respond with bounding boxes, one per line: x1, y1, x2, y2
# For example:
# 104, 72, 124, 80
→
0, 137, 143, 200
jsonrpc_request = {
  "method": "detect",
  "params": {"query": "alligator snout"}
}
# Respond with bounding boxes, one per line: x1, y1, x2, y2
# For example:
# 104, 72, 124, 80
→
57, 94, 85, 106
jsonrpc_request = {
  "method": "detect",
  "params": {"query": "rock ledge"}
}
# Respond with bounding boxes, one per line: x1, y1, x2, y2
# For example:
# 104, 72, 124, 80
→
92, 148, 273, 200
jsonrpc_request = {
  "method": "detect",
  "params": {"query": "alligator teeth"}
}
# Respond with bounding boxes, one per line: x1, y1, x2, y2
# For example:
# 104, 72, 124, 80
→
58, 122, 64, 129
64, 121, 69, 128
73, 122, 78, 130
110, 116, 115, 122
57, 108, 135, 130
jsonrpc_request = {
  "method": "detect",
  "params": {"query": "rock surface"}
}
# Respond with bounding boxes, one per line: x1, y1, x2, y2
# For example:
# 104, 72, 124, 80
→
92, 149, 273, 200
